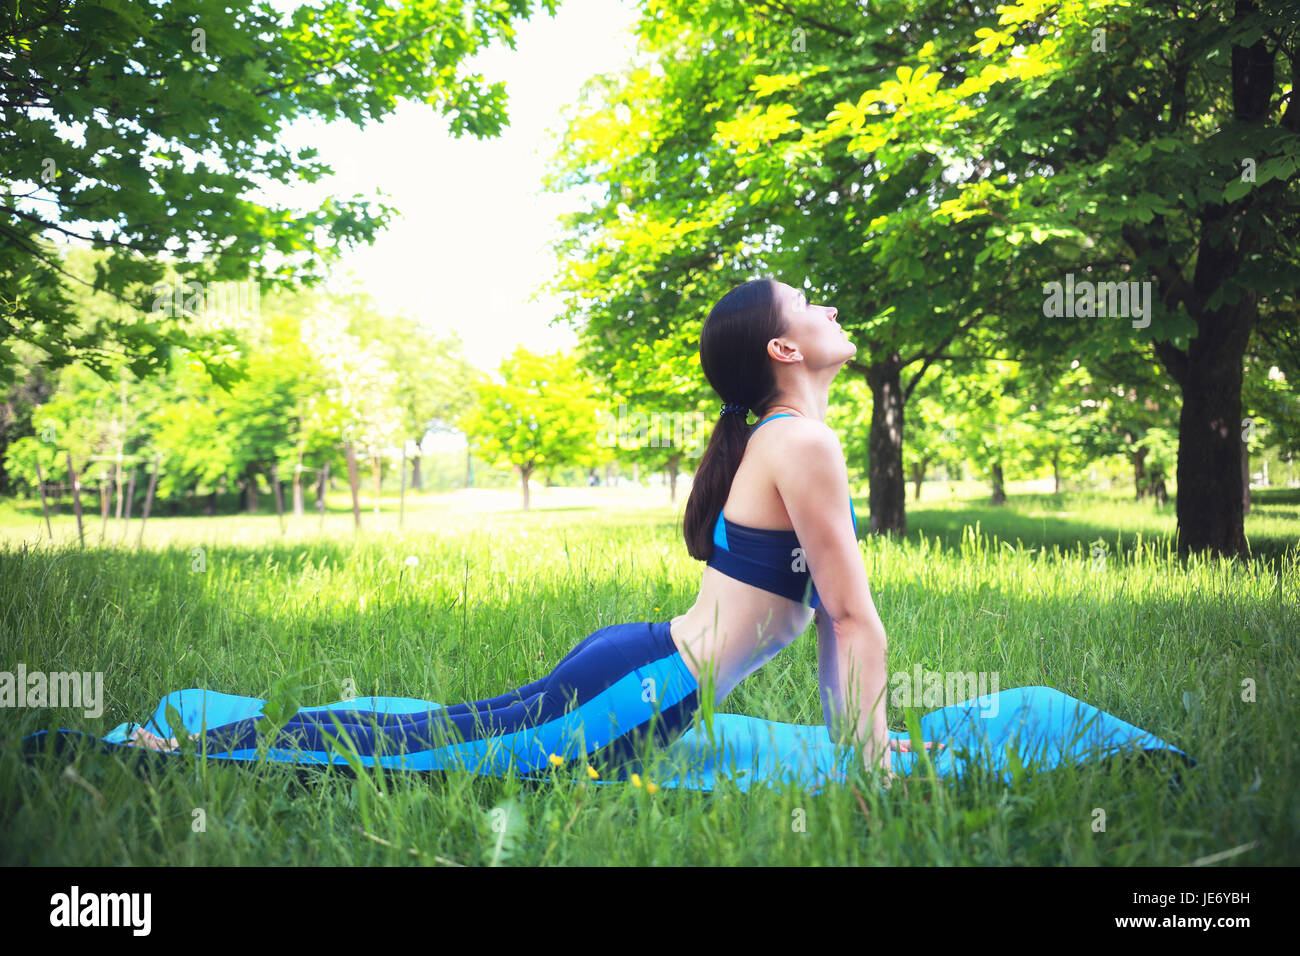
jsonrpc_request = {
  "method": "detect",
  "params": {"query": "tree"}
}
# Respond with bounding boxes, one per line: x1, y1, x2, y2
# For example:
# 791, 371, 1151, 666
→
1, 0, 560, 384
595, 334, 711, 506
937, 356, 1046, 505
542, 0, 1058, 540
462, 348, 602, 510
544, 0, 1298, 559
4, 361, 121, 496
1064, 350, 1181, 502
342, 297, 477, 490
1242, 295, 1300, 490
304, 305, 402, 522
808, 0, 1298, 557
1242, 351, 1299, 503
0, 357, 53, 493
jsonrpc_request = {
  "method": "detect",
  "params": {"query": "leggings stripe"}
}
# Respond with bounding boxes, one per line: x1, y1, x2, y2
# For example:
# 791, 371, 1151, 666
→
195, 621, 699, 775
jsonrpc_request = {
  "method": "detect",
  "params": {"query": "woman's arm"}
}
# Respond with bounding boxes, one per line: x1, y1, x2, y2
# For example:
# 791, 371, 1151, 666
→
815, 604, 890, 773
774, 422, 891, 773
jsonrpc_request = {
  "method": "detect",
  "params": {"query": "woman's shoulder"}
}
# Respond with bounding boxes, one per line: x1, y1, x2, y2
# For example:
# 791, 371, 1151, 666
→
754, 419, 847, 501
752, 415, 842, 453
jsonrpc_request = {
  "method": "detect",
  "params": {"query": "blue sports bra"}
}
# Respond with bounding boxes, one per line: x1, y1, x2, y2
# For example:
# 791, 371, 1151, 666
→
707, 413, 858, 609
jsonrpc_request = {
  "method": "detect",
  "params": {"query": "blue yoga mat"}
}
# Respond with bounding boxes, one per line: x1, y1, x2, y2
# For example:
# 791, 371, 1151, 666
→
23, 684, 1192, 793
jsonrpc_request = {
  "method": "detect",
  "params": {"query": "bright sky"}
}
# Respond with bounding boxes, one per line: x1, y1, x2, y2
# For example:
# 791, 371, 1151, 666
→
255, 0, 643, 376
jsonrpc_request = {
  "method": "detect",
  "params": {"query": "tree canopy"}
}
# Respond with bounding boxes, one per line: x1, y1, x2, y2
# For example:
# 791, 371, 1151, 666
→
0, 0, 559, 384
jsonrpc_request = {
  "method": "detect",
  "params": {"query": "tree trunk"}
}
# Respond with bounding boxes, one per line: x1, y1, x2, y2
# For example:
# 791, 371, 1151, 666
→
99, 476, 109, 540
990, 462, 1007, 505
372, 450, 381, 517
1241, 438, 1251, 517
866, 354, 906, 535
271, 462, 285, 532
1149, 286, 1258, 558
520, 463, 533, 511
465, 446, 472, 489
1133, 444, 1149, 500
114, 451, 124, 519
317, 461, 329, 530
910, 458, 926, 501
667, 454, 680, 505
1145, 10, 1265, 560
245, 469, 259, 514
1052, 447, 1061, 495
123, 466, 136, 521
66, 452, 84, 547
1167, 340, 1250, 557
411, 453, 422, 491
1149, 465, 1169, 507
293, 456, 305, 517
345, 443, 362, 529
33, 459, 53, 541
138, 456, 159, 547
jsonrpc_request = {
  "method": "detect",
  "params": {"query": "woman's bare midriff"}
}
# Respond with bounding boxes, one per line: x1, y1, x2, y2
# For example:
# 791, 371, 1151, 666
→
669, 417, 823, 703
668, 566, 815, 705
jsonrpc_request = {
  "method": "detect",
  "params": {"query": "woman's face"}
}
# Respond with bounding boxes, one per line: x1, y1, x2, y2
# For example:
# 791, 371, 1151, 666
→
774, 281, 854, 368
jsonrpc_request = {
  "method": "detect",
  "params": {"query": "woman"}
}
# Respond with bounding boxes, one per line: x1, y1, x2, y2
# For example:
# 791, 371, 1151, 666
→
131, 278, 932, 781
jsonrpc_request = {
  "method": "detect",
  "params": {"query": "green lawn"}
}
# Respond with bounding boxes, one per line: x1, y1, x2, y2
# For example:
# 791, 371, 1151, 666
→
2, 487, 1296, 865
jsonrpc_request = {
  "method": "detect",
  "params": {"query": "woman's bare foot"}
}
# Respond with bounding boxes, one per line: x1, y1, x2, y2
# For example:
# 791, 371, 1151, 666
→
129, 727, 181, 752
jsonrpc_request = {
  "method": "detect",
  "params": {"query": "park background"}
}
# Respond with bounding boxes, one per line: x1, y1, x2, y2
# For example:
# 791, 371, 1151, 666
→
1, 0, 1297, 866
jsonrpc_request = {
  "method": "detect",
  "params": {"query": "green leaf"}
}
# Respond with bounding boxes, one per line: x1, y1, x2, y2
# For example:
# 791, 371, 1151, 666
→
164, 702, 188, 741
481, 797, 527, 867
1223, 178, 1253, 202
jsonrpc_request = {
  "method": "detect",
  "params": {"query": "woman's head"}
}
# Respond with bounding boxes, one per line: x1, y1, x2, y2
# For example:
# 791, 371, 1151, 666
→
683, 277, 848, 560
700, 279, 850, 406
697, 278, 789, 418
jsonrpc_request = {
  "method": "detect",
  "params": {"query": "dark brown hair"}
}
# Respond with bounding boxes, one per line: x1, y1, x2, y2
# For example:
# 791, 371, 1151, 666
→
683, 278, 789, 560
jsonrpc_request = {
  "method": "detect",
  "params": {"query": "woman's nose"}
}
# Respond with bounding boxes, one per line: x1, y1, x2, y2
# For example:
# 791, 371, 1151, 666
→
827, 307, 837, 322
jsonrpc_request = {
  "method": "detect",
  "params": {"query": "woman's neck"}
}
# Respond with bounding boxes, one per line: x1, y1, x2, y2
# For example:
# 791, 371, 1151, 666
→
763, 394, 829, 423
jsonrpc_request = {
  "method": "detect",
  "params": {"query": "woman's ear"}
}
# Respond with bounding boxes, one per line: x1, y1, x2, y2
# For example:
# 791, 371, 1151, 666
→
767, 337, 802, 364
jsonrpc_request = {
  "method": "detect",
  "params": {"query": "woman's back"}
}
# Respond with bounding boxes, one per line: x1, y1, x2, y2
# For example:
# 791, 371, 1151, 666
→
670, 413, 850, 702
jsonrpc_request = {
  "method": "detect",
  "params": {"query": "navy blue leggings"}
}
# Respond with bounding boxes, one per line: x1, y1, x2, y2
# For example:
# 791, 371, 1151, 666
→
198, 621, 700, 776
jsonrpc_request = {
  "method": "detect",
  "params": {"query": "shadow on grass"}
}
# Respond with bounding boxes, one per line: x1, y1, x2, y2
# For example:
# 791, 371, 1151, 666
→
900, 493, 1298, 567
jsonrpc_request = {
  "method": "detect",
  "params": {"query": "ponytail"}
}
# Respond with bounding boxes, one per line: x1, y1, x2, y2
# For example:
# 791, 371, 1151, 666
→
683, 279, 788, 560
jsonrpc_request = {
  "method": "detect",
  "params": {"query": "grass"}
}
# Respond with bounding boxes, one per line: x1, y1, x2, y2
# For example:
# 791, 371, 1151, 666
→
1, 484, 1297, 865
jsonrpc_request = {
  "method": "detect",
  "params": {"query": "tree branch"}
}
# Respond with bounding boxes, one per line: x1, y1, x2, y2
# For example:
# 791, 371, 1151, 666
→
0, 203, 164, 254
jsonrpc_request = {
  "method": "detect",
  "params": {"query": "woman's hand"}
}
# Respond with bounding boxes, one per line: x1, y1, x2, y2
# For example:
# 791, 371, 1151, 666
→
889, 737, 945, 753
874, 737, 945, 789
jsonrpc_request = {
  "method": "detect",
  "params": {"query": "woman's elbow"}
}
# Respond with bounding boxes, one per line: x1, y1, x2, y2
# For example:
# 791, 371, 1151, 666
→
830, 608, 887, 650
